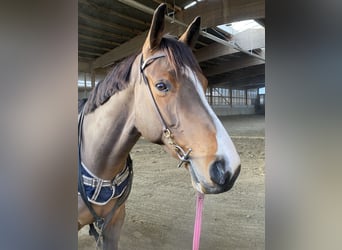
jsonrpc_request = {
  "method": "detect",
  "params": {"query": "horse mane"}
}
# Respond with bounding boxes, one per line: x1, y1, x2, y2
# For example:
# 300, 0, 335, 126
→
82, 36, 201, 115
78, 98, 87, 114
83, 53, 139, 114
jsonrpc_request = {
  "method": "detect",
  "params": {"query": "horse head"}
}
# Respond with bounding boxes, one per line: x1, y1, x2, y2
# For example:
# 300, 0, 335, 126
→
134, 4, 241, 194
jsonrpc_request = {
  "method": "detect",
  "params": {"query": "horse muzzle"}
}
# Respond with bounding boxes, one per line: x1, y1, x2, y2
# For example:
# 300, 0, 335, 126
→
189, 161, 241, 194
210, 163, 241, 193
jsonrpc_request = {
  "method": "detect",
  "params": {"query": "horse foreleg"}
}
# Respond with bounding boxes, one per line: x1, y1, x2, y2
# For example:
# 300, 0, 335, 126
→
102, 204, 126, 250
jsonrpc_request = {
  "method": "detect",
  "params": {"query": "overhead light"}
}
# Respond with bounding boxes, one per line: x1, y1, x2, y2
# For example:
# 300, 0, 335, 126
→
184, 1, 197, 10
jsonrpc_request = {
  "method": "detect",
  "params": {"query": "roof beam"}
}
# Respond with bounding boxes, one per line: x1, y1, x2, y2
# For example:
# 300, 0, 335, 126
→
79, 12, 141, 35
119, 0, 265, 61
196, 40, 209, 47
93, 0, 265, 69
79, 24, 131, 40
79, 43, 112, 52
254, 18, 265, 27
79, 54, 96, 60
213, 64, 264, 79
79, 55, 96, 61
229, 66, 265, 81
195, 43, 237, 62
203, 56, 264, 76
79, 0, 150, 27
200, 30, 265, 61
233, 29, 265, 50
174, 0, 265, 29
230, 75, 265, 87
78, 50, 103, 57
195, 28, 265, 62
79, 34, 120, 46
212, 82, 265, 89
92, 31, 147, 68
152, 0, 182, 12
208, 65, 265, 85
210, 74, 265, 88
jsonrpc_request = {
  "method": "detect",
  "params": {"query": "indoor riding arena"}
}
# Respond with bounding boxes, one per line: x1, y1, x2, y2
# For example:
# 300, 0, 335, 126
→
78, 0, 265, 249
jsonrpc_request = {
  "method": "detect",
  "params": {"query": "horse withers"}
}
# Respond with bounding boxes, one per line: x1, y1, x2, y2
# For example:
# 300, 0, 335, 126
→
78, 4, 241, 249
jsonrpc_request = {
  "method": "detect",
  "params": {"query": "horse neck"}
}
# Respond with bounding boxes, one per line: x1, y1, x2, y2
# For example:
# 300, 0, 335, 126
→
81, 85, 140, 180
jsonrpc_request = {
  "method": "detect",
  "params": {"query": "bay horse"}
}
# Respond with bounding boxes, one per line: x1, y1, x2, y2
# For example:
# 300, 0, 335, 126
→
78, 4, 241, 249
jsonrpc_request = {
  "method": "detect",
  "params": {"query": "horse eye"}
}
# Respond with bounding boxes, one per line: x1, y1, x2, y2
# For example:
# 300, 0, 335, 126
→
155, 82, 169, 92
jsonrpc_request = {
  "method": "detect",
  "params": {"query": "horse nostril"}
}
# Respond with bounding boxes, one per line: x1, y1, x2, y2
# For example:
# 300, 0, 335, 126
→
210, 159, 231, 185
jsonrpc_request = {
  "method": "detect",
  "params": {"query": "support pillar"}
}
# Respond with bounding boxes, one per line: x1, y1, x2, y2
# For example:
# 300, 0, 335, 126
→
83, 72, 87, 98
245, 89, 248, 106
209, 87, 213, 105
91, 70, 96, 89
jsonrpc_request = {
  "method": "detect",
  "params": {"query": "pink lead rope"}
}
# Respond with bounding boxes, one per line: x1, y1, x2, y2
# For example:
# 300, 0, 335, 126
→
192, 192, 205, 250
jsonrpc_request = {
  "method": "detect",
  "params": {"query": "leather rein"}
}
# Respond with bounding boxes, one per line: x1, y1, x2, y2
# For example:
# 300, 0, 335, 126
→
140, 53, 192, 168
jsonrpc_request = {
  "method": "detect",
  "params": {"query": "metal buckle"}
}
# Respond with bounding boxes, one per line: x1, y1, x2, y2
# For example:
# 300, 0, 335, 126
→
163, 129, 172, 139
163, 128, 192, 168
175, 145, 192, 168
95, 217, 105, 230
91, 178, 97, 188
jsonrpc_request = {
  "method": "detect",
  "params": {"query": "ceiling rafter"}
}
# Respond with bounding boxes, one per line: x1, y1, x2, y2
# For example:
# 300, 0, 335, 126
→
210, 74, 265, 88
79, 12, 142, 35
195, 43, 237, 62
79, 0, 151, 27
203, 56, 264, 76
227, 66, 265, 81
225, 65, 265, 80
78, 50, 103, 57
229, 75, 265, 87
79, 34, 120, 46
196, 40, 209, 47
93, 0, 264, 69
254, 18, 265, 27
208, 65, 265, 85
78, 0, 265, 91
79, 55, 97, 61
152, 0, 182, 12
79, 43, 112, 52
79, 24, 131, 40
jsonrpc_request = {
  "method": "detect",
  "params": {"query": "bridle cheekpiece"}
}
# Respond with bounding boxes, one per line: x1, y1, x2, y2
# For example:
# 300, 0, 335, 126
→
140, 53, 192, 168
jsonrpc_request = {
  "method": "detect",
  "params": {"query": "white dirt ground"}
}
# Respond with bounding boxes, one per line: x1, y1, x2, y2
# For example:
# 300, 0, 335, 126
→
78, 115, 265, 250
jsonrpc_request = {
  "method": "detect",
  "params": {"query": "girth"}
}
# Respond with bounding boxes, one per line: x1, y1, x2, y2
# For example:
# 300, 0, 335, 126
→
79, 159, 131, 205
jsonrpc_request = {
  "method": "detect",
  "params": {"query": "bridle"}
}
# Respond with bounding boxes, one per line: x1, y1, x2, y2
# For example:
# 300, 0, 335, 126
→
140, 53, 192, 169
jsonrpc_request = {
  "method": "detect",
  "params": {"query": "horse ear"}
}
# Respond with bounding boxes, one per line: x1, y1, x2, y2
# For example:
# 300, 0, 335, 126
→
143, 3, 167, 52
179, 16, 201, 48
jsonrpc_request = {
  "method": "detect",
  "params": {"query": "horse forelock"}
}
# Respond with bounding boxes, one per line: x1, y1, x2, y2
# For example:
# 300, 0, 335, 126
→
160, 36, 201, 76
